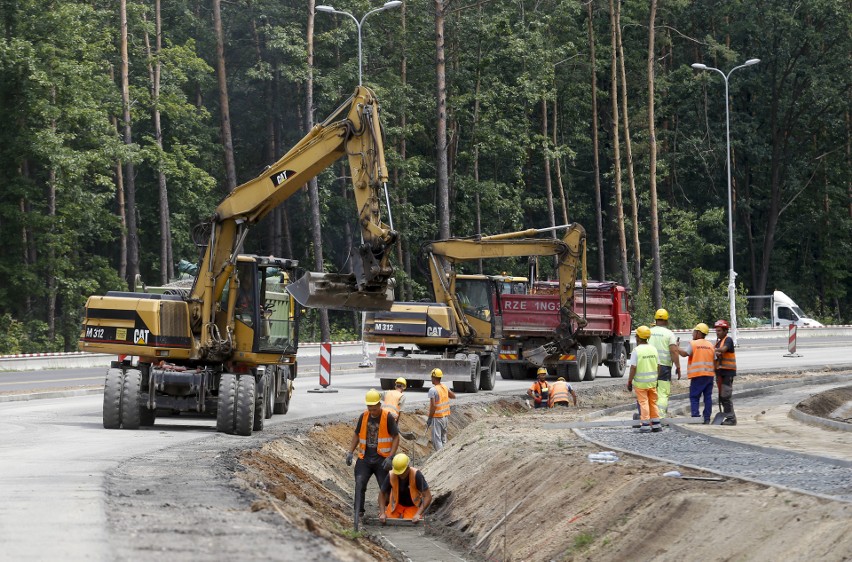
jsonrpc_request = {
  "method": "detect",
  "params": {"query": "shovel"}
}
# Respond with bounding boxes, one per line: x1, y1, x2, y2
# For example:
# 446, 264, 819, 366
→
711, 375, 727, 425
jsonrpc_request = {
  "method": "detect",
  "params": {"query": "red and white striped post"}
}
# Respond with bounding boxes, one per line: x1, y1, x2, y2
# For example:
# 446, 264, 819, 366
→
308, 342, 339, 393
783, 324, 802, 358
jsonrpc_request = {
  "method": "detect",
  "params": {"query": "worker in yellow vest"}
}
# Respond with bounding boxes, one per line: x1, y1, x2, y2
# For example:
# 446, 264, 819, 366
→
548, 377, 578, 407
345, 389, 400, 520
627, 325, 662, 432
427, 368, 456, 450
714, 319, 737, 425
678, 323, 716, 423
378, 453, 432, 524
649, 308, 682, 417
381, 377, 408, 422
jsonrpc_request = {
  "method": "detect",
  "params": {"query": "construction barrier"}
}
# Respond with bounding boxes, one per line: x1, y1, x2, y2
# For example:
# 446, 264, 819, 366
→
308, 342, 338, 393
378, 339, 387, 358
784, 324, 802, 357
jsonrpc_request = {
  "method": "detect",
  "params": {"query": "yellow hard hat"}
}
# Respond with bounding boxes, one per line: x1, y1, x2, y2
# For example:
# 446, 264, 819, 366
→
655, 308, 669, 320
557, 376, 566, 382
636, 325, 652, 340
365, 389, 382, 405
430, 368, 443, 379
693, 323, 710, 335
395, 377, 407, 386
391, 453, 410, 475
537, 367, 548, 375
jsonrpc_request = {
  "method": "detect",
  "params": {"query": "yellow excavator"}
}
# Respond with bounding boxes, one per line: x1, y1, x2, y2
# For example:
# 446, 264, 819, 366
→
79, 86, 397, 435
364, 224, 586, 392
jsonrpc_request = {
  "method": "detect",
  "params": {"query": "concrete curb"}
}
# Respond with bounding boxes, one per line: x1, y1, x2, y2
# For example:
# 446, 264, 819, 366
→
0, 388, 103, 403
789, 404, 852, 433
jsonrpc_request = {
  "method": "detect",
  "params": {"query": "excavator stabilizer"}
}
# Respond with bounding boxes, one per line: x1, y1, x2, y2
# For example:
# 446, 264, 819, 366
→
288, 272, 395, 312
375, 356, 473, 383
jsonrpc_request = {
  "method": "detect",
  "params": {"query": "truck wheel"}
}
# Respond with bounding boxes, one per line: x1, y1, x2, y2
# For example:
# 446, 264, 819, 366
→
498, 362, 513, 380
253, 374, 266, 432
235, 374, 256, 436
273, 367, 291, 415
464, 356, 481, 393
607, 345, 627, 378
264, 372, 274, 419
120, 369, 143, 430
480, 355, 496, 390
217, 373, 238, 434
380, 378, 395, 390
409, 380, 424, 389
103, 368, 124, 429
583, 345, 599, 381
566, 348, 586, 383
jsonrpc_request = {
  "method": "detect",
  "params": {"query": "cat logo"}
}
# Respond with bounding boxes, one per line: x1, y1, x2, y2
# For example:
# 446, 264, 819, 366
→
270, 169, 296, 187
133, 329, 150, 345
426, 327, 443, 337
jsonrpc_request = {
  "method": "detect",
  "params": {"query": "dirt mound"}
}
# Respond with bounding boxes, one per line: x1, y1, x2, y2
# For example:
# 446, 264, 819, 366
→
797, 385, 852, 420
237, 384, 852, 561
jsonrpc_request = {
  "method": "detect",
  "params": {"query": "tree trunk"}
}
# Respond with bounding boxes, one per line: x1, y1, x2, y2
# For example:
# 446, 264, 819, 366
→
609, 0, 628, 287
212, 0, 237, 191
398, 1, 411, 297
553, 96, 569, 225
47, 93, 57, 341
647, 0, 662, 307
108, 65, 128, 282
305, 0, 330, 341
616, 0, 640, 292
587, 0, 605, 279
434, 0, 450, 238
121, 0, 139, 288
542, 97, 557, 239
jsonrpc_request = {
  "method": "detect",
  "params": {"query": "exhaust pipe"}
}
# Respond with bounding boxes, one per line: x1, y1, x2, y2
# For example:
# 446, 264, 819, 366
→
288, 272, 395, 312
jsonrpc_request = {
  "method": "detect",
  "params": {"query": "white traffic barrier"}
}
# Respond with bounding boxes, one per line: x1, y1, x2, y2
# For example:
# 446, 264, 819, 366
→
784, 324, 802, 358
307, 342, 338, 393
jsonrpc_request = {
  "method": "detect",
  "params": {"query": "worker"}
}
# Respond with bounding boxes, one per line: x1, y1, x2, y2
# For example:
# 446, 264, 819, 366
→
378, 453, 432, 524
527, 367, 551, 408
345, 389, 400, 519
649, 308, 682, 417
714, 319, 737, 425
427, 368, 456, 451
677, 323, 716, 424
548, 376, 578, 407
627, 325, 662, 432
381, 377, 408, 422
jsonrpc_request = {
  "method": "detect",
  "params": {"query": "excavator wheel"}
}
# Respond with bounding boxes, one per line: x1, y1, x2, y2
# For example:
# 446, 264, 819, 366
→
264, 372, 274, 420
273, 366, 292, 415
253, 374, 266, 432
235, 375, 256, 436
463, 356, 481, 393
216, 374, 238, 434
380, 378, 395, 390
119, 369, 143, 430
103, 368, 124, 429
480, 356, 497, 391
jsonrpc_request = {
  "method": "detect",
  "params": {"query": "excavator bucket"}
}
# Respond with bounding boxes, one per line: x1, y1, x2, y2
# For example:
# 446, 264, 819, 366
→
522, 345, 553, 367
287, 271, 395, 312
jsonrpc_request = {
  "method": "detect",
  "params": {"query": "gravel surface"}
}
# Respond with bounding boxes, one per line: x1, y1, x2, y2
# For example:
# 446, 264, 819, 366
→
578, 426, 852, 502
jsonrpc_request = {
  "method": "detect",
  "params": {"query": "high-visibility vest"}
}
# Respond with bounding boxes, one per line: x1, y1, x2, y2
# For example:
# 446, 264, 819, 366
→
716, 335, 737, 371
650, 326, 675, 366
529, 381, 550, 403
357, 410, 394, 459
382, 390, 403, 419
633, 344, 659, 389
432, 384, 450, 418
548, 380, 571, 406
388, 468, 423, 512
687, 339, 716, 378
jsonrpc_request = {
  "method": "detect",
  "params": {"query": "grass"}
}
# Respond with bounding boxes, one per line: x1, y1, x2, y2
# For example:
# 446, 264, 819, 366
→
574, 532, 595, 549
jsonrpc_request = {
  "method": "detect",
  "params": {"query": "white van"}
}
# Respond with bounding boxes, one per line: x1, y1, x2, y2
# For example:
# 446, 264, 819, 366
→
748, 291, 824, 328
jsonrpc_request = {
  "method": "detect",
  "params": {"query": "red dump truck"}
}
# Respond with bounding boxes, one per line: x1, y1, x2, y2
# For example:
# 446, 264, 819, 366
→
496, 281, 631, 382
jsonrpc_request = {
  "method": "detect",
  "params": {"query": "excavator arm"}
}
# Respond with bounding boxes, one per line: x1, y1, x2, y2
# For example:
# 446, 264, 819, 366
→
422, 224, 587, 348
189, 86, 397, 356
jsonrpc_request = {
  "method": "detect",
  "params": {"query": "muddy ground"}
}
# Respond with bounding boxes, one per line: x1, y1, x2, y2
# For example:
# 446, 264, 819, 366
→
234, 374, 852, 561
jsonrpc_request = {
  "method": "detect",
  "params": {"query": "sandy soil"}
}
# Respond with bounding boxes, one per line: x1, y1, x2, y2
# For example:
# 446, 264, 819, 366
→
239, 377, 852, 561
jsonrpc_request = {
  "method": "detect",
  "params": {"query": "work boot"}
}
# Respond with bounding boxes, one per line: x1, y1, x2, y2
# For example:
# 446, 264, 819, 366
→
651, 426, 662, 433
639, 423, 651, 433
703, 419, 711, 425
721, 418, 737, 426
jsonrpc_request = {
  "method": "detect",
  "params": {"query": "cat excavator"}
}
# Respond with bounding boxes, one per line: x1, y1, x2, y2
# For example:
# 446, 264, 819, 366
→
364, 224, 587, 392
79, 86, 397, 435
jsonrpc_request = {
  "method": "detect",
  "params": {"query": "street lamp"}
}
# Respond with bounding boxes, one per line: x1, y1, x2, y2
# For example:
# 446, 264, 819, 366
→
691, 58, 760, 345
316, 1, 403, 86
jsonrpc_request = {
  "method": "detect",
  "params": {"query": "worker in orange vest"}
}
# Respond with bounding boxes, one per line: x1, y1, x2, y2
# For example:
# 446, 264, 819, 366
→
345, 389, 400, 519
548, 377, 578, 407
527, 367, 551, 408
378, 453, 432, 524
381, 377, 408, 422
678, 323, 716, 423
427, 368, 456, 450
714, 320, 737, 425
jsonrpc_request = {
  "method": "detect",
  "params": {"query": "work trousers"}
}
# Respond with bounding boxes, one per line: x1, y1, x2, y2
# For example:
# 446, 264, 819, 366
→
385, 503, 419, 520
430, 416, 449, 451
716, 372, 736, 420
689, 376, 715, 421
634, 386, 660, 432
656, 379, 672, 417
354, 457, 389, 515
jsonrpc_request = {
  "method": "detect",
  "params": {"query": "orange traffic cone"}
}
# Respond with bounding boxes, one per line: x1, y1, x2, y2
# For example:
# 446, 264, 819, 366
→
378, 339, 387, 358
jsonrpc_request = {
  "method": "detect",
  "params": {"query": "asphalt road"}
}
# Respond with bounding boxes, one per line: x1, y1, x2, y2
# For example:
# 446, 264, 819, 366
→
2, 342, 852, 560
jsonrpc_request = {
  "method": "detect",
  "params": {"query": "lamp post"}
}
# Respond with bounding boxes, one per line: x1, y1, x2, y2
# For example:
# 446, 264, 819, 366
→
316, 1, 402, 86
691, 58, 760, 345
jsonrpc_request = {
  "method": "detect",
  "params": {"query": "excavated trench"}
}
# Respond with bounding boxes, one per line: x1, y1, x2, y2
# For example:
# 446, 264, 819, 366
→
234, 376, 852, 561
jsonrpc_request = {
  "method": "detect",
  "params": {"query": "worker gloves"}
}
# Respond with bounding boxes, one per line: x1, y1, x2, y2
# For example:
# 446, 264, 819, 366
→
345, 452, 354, 466
382, 456, 394, 470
